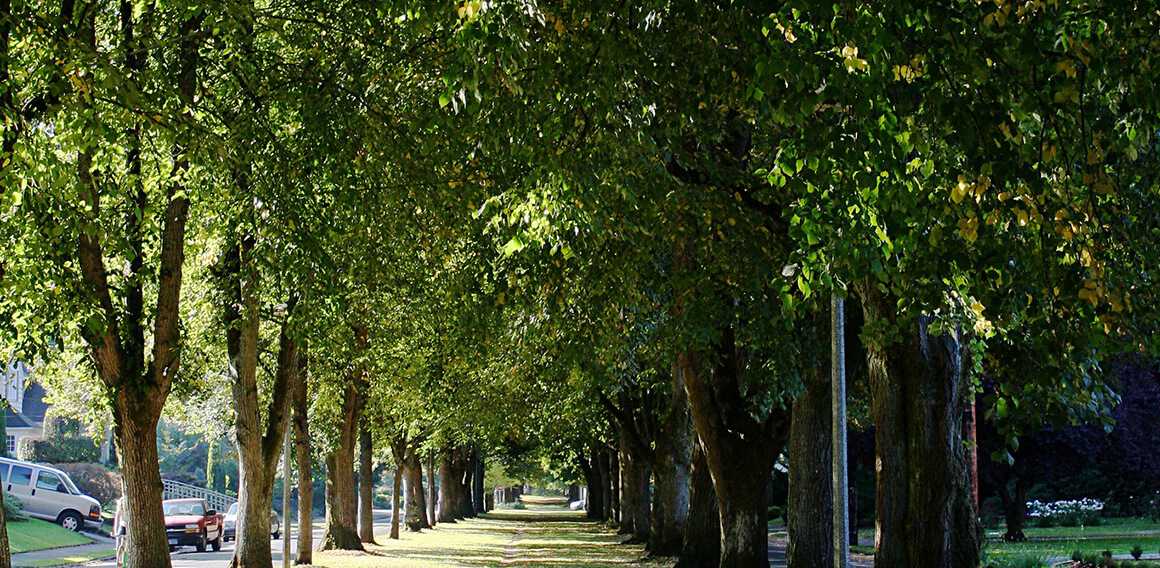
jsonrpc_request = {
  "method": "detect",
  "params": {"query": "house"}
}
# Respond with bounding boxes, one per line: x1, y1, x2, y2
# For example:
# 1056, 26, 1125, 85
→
2, 360, 50, 456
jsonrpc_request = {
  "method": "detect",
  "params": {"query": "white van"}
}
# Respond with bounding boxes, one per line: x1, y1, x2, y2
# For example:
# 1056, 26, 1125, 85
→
0, 457, 102, 531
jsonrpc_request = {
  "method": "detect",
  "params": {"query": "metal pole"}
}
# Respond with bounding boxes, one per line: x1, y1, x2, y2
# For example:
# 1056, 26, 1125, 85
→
282, 419, 292, 568
832, 293, 850, 568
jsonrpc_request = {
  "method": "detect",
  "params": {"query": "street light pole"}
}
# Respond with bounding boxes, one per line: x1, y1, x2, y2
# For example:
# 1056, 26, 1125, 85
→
832, 293, 850, 568
282, 418, 292, 568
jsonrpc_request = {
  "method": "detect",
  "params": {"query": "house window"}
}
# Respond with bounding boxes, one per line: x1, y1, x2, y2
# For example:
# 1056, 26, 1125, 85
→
5, 436, 13, 456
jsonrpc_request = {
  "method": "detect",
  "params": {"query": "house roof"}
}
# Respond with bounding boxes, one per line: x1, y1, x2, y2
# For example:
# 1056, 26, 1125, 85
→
4, 382, 47, 431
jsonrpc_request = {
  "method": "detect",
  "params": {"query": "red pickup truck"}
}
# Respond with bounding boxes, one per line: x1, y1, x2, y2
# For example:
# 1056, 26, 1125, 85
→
163, 498, 224, 552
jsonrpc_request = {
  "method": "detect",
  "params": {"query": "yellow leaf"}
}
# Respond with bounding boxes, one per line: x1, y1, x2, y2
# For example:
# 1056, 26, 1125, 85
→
958, 216, 980, 243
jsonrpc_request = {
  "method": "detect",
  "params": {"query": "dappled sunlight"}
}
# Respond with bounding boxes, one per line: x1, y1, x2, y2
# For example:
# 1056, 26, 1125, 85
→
305, 502, 673, 568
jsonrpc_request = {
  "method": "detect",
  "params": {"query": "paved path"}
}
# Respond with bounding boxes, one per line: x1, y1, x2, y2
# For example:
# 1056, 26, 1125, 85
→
767, 534, 874, 568
11, 534, 114, 568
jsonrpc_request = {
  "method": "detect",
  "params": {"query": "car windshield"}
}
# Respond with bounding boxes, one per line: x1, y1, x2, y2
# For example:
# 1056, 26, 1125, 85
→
228, 503, 238, 515
163, 501, 205, 516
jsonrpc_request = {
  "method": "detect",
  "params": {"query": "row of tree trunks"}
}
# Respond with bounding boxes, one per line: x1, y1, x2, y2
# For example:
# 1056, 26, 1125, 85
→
358, 423, 376, 544
676, 440, 719, 568
651, 362, 692, 556
786, 348, 833, 568
860, 289, 981, 568
608, 450, 619, 522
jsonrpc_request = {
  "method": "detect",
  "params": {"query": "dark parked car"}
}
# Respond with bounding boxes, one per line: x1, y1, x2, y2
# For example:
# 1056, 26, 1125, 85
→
163, 498, 223, 552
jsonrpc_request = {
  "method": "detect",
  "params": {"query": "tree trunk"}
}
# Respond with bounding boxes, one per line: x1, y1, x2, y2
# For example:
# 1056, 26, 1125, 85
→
457, 449, 475, 518
321, 369, 363, 551
679, 336, 788, 568
426, 454, 437, 526
473, 451, 486, 514
1000, 477, 1028, 542
390, 466, 402, 539
437, 450, 459, 523
358, 423, 376, 544
651, 362, 692, 556
787, 363, 833, 568
581, 452, 605, 520
624, 444, 651, 545
116, 401, 172, 568
293, 349, 313, 565
218, 230, 300, 568
677, 440, 719, 568
617, 437, 636, 536
404, 451, 428, 531
608, 449, 619, 524
861, 292, 982, 568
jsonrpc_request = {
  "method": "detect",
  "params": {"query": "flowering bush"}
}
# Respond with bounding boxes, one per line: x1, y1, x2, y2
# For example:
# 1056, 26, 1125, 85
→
1026, 498, 1104, 527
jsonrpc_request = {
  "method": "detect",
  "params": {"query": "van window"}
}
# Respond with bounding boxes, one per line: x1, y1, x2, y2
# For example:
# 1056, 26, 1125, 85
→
0, 465, 9, 484
35, 471, 67, 493
9, 466, 32, 486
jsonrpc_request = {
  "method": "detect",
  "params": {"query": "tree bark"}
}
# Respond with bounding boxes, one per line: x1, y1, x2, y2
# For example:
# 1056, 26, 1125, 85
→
457, 449, 475, 518
472, 450, 486, 514
580, 453, 605, 520
321, 330, 365, 552
651, 362, 692, 556
621, 439, 651, 545
426, 454, 437, 526
608, 449, 619, 524
390, 466, 403, 539
358, 422, 376, 544
787, 362, 833, 568
437, 449, 459, 523
676, 439, 719, 568
617, 439, 634, 534
860, 291, 982, 568
292, 349, 313, 564
679, 333, 789, 568
404, 450, 429, 531
1000, 477, 1028, 542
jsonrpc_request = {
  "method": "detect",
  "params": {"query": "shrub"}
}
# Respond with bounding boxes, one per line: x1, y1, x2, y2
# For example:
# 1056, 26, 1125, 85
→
51, 463, 121, 506
767, 506, 782, 521
18, 437, 100, 464
1073, 550, 1085, 561
4, 495, 25, 521
1133, 545, 1145, 560
1026, 498, 1104, 528
512, 501, 526, 510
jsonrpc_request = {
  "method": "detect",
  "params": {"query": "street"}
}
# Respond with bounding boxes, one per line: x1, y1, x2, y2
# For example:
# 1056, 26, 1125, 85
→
85, 510, 393, 568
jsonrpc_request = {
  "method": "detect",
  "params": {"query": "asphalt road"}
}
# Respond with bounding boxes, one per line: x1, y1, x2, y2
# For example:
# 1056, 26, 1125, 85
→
87, 510, 393, 568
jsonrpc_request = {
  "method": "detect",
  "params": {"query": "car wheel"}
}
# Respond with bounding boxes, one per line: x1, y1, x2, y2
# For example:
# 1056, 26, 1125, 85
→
195, 531, 207, 553
272, 531, 280, 540
57, 511, 83, 532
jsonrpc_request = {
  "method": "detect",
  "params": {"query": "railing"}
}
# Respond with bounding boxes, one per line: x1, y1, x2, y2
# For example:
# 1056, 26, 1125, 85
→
161, 479, 236, 514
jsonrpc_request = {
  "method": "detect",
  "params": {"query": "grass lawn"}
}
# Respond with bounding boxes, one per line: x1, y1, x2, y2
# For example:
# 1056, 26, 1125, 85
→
15, 548, 115, 568
308, 498, 672, 568
984, 535, 1160, 561
7, 518, 93, 553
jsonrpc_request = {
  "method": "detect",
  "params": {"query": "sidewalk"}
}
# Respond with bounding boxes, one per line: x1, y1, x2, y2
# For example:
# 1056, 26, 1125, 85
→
12, 534, 115, 568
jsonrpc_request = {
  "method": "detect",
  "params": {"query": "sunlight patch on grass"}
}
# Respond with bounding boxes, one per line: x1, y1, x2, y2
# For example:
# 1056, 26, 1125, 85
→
8, 519, 93, 553
307, 507, 672, 568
